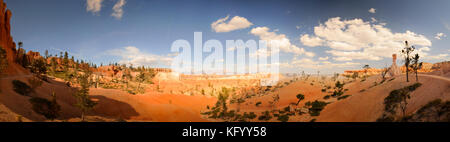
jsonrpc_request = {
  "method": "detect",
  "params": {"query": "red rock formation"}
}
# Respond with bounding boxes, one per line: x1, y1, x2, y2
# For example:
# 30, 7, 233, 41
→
0, 0, 30, 76
0, 0, 16, 63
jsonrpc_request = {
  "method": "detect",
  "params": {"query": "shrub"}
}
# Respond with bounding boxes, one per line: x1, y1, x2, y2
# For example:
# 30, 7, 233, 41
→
29, 96, 60, 120
255, 102, 262, 107
28, 77, 43, 93
323, 95, 331, 100
258, 111, 272, 121
243, 112, 257, 120
12, 80, 32, 96
379, 83, 422, 121
308, 100, 328, 116
277, 114, 289, 122
407, 99, 450, 122
337, 95, 351, 100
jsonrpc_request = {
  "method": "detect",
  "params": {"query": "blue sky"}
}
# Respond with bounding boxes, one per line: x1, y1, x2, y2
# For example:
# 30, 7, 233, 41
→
4, 0, 450, 74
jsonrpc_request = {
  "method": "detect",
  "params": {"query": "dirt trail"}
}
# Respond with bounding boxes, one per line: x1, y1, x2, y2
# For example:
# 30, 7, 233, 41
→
418, 74, 450, 82
0, 75, 33, 80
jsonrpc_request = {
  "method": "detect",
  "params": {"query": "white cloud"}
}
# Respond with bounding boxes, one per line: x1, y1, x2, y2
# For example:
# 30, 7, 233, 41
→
108, 46, 173, 67
112, 0, 126, 20
369, 8, 376, 13
250, 27, 315, 57
371, 17, 377, 23
425, 54, 448, 60
86, 0, 103, 14
300, 17, 432, 61
286, 57, 360, 69
434, 32, 446, 40
318, 56, 329, 60
211, 15, 253, 33
296, 25, 301, 30
300, 34, 324, 47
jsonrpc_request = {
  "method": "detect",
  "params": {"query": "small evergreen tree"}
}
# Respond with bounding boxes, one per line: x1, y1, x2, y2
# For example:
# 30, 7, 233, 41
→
410, 53, 422, 82
73, 73, 97, 121
296, 94, 305, 106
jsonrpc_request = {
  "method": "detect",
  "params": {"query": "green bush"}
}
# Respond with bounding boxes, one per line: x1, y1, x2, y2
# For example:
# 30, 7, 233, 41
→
255, 102, 262, 107
379, 83, 422, 121
277, 114, 289, 122
323, 95, 331, 100
29, 97, 60, 120
12, 80, 32, 96
258, 111, 272, 121
337, 95, 351, 100
308, 100, 328, 116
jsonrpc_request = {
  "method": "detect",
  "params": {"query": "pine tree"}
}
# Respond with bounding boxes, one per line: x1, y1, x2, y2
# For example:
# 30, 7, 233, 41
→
401, 41, 415, 82
410, 53, 422, 82
73, 73, 97, 121
296, 94, 305, 106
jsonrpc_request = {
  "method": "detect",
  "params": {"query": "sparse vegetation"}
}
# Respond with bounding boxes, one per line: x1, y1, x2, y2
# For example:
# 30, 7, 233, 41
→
330, 81, 345, 98
28, 77, 43, 94
277, 114, 289, 122
258, 111, 272, 121
406, 99, 450, 122
306, 100, 328, 116
378, 83, 422, 122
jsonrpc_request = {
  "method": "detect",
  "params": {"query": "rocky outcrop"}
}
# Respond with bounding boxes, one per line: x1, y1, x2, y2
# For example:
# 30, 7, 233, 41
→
388, 54, 402, 77
0, 0, 17, 63
0, 0, 30, 76
432, 61, 450, 75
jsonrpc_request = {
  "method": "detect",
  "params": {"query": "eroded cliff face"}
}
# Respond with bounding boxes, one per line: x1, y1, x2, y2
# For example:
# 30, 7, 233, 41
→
0, 0, 30, 75
0, 0, 16, 63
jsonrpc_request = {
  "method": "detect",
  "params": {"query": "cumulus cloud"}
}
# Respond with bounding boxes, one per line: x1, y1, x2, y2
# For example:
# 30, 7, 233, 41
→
112, 0, 126, 20
211, 15, 253, 33
435, 33, 446, 40
300, 17, 432, 61
369, 8, 376, 13
250, 26, 315, 57
108, 46, 173, 67
86, 0, 103, 14
300, 34, 324, 47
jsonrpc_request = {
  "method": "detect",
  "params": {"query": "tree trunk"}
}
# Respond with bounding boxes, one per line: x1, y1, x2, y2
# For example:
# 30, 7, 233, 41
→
406, 66, 409, 82
81, 111, 85, 122
415, 70, 418, 82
